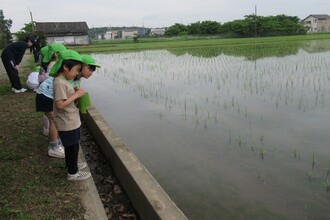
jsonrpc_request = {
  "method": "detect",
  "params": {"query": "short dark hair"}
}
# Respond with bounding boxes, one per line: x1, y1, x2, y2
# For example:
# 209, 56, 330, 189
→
58, 59, 82, 72
25, 36, 36, 44
89, 65, 96, 71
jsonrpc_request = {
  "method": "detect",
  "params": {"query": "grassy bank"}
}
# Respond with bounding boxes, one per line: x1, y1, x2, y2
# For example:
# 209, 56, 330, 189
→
0, 54, 85, 219
70, 33, 330, 53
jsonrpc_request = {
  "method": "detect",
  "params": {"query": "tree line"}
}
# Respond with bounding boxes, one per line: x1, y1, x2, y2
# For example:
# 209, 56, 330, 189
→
165, 14, 307, 37
0, 10, 12, 48
0, 10, 308, 48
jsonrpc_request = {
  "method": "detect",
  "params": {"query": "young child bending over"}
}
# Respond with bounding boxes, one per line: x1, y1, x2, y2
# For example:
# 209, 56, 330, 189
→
50, 50, 91, 181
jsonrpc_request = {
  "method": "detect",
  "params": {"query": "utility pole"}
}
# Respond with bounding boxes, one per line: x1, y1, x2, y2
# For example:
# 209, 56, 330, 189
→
254, 5, 257, 38
29, 7, 35, 32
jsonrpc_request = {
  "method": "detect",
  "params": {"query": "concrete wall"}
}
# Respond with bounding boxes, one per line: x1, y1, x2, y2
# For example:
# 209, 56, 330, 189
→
82, 107, 187, 220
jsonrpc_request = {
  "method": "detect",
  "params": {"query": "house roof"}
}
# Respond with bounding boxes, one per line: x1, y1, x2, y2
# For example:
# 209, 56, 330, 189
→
35, 22, 89, 36
122, 28, 138, 32
302, 14, 330, 21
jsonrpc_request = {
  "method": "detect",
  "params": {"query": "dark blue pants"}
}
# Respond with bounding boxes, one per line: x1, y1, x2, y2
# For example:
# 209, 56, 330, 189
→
1, 55, 22, 89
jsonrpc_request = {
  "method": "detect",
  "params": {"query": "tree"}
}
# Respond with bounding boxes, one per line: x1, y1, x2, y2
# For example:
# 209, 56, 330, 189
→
199, 21, 221, 35
15, 21, 36, 41
0, 9, 12, 48
187, 21, 221, 35
16, 21, 46, 46
164, 23, 187, 37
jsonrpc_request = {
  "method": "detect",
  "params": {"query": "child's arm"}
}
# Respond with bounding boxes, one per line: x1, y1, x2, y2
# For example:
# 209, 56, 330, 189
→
38, 68, 47, 83
56, 87, 85, 109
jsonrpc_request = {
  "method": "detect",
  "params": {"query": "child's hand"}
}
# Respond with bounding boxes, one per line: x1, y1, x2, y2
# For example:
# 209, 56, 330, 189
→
75, 87, 85, 98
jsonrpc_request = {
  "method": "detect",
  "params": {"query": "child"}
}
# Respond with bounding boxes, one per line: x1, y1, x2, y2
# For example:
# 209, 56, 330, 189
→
38, 43, 67, 137
26, 66, 41, 91
80, 55, 101, 79
73, 55, 101, 87
50, 50, 91, 181
36, 75, 65, 158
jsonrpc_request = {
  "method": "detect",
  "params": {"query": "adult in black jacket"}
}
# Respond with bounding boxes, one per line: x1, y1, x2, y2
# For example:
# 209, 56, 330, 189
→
1, 36, 36, 93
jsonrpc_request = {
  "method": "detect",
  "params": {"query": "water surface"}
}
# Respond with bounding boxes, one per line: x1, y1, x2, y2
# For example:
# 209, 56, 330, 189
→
82, 40, 330, 219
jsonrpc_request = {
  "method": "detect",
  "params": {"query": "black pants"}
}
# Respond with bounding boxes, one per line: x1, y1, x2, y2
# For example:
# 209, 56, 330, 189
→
1, 55, 22, 89
58, 128, 81, 175
65, 143, 80, 174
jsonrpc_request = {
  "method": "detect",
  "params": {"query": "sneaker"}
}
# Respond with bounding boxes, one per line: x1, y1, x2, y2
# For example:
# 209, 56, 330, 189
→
48, 146, 65, 158
11, 87, 15, 92
42, 128, 49, 136
78, 162, 87, 170
67, 171, 91, 181
13, 88, 27, 93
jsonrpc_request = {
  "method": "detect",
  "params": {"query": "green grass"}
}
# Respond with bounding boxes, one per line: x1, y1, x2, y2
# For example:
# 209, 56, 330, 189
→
69, 33, 330, 54
0, 55, 85, 219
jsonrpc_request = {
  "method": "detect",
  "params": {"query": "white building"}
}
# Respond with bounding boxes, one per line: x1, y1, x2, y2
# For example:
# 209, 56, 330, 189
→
301, 14, 330, 33
36, 22, 90, 45
104, 31, 112, 40
150, 28, 166, 36
122, 28, 138, 39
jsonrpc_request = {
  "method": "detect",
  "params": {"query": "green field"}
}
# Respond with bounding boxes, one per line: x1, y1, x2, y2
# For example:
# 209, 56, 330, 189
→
69, 33, 330, 54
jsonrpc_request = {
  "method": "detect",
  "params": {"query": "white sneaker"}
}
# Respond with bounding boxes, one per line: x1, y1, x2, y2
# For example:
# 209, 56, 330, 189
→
42, 127, 49, 136
11, 87, 15, 92
78, 162, 87, 170
67, 171, 91, 181
13, 88, 27, 93
58, 144, 64, 152
48, 146, 65, 158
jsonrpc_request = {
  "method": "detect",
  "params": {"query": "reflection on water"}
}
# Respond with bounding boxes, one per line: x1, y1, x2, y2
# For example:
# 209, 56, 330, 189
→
168, 39, 330, 60
82, 42, 330, 220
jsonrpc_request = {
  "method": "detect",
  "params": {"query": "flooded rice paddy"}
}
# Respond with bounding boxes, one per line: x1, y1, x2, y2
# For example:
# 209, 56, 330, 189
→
82, 40, 330, 219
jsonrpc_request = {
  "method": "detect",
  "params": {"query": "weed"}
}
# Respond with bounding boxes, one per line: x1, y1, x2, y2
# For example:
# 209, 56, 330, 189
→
324, 180, 330, 192
308, 170, 313, 181
259, 147, 265, 160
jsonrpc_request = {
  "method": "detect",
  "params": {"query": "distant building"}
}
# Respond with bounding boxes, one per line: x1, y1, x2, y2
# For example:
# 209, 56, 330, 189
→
35, 22, 90, 45
150, 28, 166, 36
120, 27, 150, 39
112, 30, 122, 39
104, 31, 112, 40
122, 28, 138, 39
301, 14, 330, 33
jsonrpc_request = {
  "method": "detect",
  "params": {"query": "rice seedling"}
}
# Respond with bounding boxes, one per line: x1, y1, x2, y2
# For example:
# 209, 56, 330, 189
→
312, 152, 316, 171
204, 118, 208, 131
251, 145, 255, 154
293, 148, 297, 158
259, 135, 264, 147
259, 147, 265, 160
324, 180, 330, 192
236, 135, 246, 147
308, 170, 313, 181
257, 168, 262, 179
228, 130, 232, 145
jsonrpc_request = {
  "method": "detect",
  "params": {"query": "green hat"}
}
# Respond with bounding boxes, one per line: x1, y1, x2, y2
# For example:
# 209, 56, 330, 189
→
35, 66, 41, 72
49, 50, 82, 77
40, 46, 49, 63
81, 55, 101, 68
44, 43, 67, 63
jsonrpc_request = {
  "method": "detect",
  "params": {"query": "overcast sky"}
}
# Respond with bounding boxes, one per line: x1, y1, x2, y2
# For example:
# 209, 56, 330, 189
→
1, 0, 329, 32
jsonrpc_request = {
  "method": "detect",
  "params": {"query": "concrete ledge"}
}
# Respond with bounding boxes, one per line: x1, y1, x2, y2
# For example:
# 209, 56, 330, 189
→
82, 106, 187, 220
